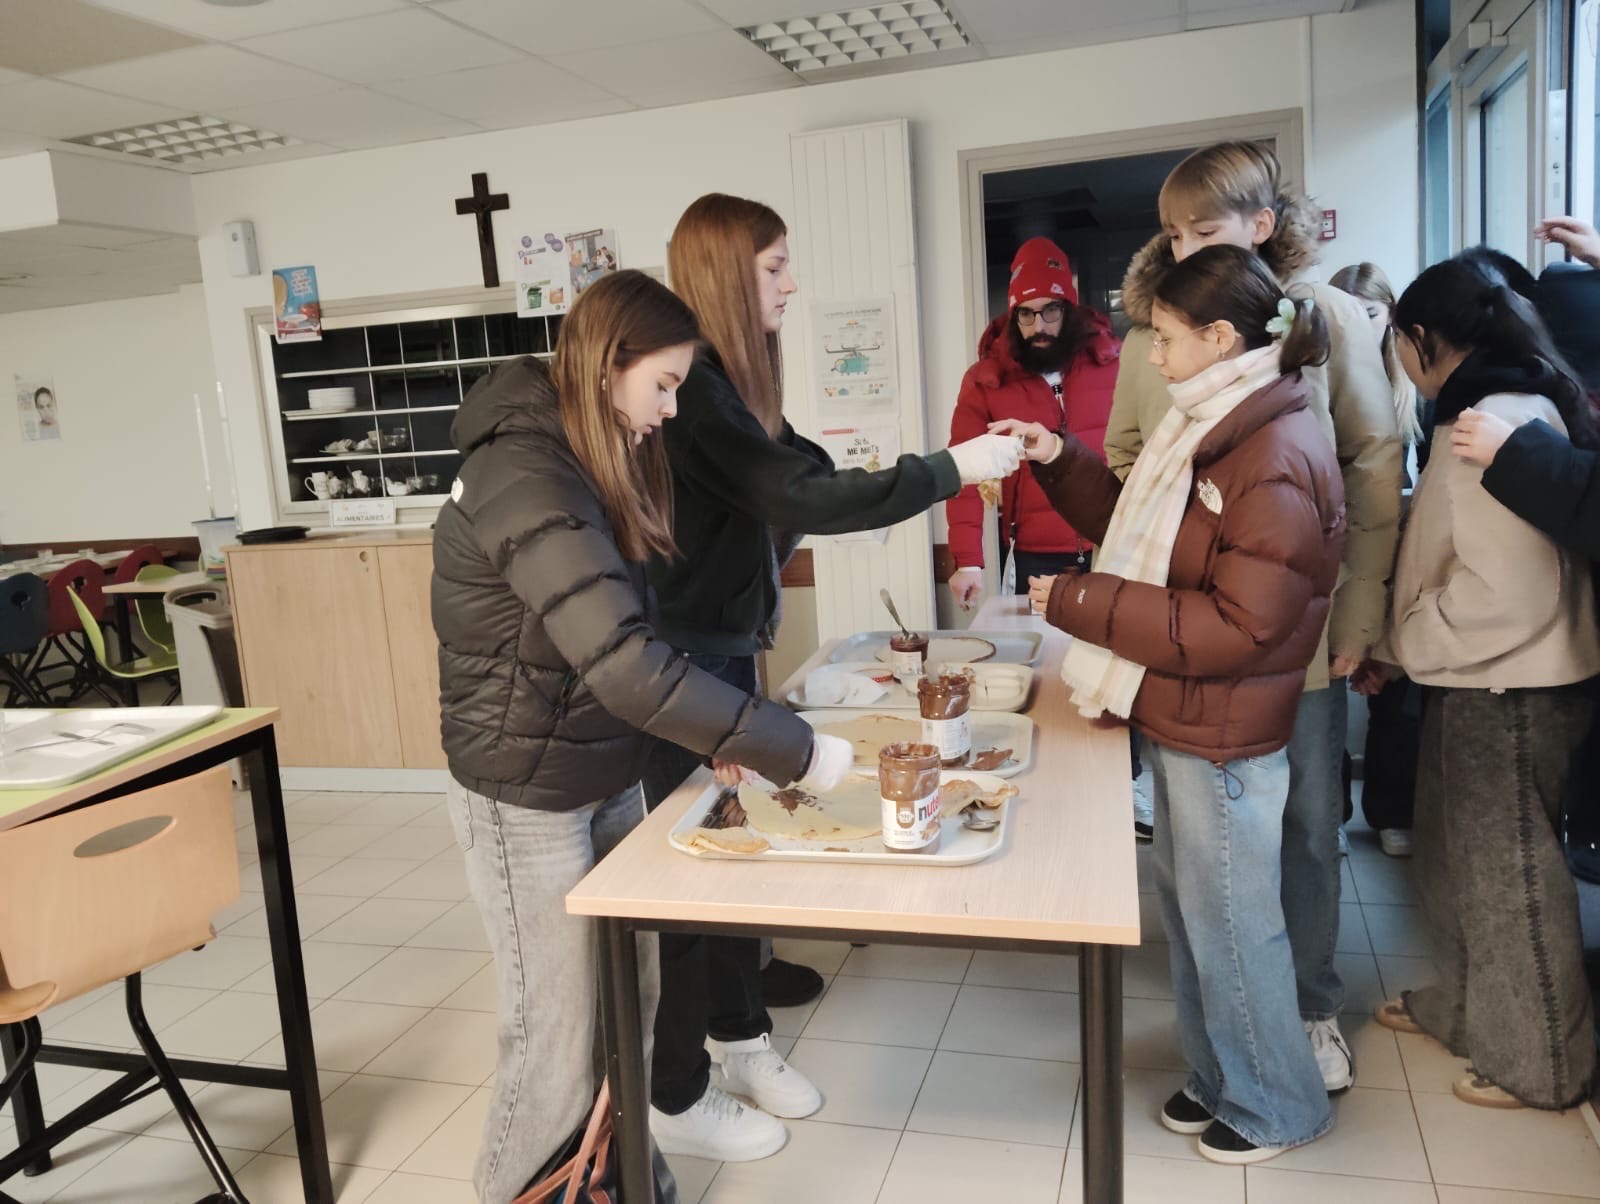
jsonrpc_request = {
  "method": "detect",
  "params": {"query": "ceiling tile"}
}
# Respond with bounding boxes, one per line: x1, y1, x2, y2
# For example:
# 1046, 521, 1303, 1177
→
374, 59, 631, 126
0, 0, 200, 75
433, 0, 723, 54
0, 127, 48, 157
239, 9, 523, 86
84, 0, 411, 42
0, 69, 34, 86
548, 31, 795, 103
636, 74, 804, 110
0, 78, 187, 139
218, 88, 479, 152
949, 0, 1179, 43
1185, 0, 1346, 29
61, 45, 346, 113
695, 0, 852, 22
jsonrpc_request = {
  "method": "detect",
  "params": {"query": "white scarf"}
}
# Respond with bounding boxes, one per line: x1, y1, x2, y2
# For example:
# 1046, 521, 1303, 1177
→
1060, 345, 1283, 718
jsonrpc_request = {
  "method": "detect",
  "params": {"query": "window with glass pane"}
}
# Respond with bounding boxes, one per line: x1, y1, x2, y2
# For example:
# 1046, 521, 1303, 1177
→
1425, 92, 1453, 263
1482, 64, 1531, 257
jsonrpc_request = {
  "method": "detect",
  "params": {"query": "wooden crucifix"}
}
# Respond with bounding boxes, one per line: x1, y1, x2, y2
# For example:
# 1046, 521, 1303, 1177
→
455, 171, 510, 288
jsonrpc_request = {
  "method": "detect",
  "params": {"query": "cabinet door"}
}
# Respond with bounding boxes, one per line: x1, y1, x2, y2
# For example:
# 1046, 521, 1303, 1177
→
377, 544, 446, 770
229, 546, 404, 768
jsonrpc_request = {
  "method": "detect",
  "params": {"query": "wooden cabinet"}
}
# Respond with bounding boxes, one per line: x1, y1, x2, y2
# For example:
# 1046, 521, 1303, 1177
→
227, 533, 441, 771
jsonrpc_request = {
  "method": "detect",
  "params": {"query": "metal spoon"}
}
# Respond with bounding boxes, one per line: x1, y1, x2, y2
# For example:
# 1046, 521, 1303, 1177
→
961, 806, 1001, 832
880, 588, 911, 638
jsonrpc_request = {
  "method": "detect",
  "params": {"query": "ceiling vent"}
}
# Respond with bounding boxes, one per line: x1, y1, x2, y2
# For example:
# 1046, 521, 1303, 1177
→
741, 1, 970, 76
65, 116, 297, 165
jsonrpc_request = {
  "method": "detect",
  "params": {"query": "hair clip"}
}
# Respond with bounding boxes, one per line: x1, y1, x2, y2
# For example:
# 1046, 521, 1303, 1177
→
1265, 296, 1298, 340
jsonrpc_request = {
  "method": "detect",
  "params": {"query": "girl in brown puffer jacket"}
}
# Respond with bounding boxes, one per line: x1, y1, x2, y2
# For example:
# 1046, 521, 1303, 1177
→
993, 245, 1345, 1166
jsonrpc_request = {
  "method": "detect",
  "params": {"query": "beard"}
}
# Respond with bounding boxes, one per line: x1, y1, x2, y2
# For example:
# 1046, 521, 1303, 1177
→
1013, 329, 1073, 375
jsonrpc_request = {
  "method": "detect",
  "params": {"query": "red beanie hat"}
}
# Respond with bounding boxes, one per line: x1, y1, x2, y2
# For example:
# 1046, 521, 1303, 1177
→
1007, 237, 1079, 310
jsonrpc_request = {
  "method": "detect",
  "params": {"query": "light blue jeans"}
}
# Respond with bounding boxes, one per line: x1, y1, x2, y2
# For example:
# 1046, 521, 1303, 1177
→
1283, 685, 1347, 1020
1148, 742, 1333, 1149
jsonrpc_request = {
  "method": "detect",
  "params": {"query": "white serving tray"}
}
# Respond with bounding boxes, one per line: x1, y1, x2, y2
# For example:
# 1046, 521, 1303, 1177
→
829, 629, 1044, 667
795, 709, 1034, 779
786, 663, 1033, 713
667, 771, 1014, 867
0, 707, 224, 789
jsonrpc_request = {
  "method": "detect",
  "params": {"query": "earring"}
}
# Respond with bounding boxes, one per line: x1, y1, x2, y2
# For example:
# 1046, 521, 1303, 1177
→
601, 374, 608, 395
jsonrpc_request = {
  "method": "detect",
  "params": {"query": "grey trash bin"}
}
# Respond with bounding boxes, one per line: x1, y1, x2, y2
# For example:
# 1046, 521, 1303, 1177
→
165, 583, 243, 785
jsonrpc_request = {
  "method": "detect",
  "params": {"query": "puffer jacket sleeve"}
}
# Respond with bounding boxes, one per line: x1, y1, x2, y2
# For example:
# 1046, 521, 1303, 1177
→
1317, 284, 1404, 660
1481, 418, 1600, 559
479, 485, 815, 786
1045, 479, 1328, 676
945, 365, 995, 570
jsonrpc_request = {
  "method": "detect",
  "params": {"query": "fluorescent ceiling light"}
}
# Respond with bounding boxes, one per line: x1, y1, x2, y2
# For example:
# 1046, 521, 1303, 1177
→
65, 116, 297, 165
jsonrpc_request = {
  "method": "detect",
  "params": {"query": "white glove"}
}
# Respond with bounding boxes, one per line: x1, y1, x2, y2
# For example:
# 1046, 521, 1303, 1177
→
950, 567, 984, 611
948, 433, 1024, 487
798, 733, 854, 792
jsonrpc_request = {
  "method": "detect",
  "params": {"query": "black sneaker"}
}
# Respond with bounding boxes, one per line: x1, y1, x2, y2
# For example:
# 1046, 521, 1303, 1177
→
1134, 821, 1154, 843
1159, 1089, 1213, 1135
1197, 1119, 1286, 1166
759, 958, 824, 1007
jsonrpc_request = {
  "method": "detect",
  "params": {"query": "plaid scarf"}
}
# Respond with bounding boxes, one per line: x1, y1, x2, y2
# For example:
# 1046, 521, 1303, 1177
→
1060, 345, 1283, 718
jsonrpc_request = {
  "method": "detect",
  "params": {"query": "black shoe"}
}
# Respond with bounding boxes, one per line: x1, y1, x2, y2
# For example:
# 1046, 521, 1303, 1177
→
1134, 821, 1154, 843
1197, 1119, 1285, 1165
760, 957, 824, 1007
1159, 1089, 1212, 1135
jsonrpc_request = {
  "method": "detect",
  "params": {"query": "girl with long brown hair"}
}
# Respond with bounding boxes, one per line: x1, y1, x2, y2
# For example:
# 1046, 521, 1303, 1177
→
643, 193, 1023, 1162
431, 271, 852, 1203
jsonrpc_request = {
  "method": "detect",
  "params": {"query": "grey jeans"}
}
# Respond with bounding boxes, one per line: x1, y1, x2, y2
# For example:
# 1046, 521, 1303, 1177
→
448, 779, 680, 1204
1282, 684, 1348, 1021
1406, 686, 1598, 1109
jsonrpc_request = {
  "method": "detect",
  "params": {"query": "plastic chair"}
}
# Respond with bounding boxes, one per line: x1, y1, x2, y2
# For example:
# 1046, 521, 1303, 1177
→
0, 765, 248, 1203
67, 586, 179, 706
133, 564, 180, 655
0, 573, 48, 706
110, 543, 165, 587
26, 560, 109, 704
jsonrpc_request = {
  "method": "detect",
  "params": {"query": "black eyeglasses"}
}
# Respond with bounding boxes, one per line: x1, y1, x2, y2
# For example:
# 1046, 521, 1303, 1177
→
1016, 302, 1066, 327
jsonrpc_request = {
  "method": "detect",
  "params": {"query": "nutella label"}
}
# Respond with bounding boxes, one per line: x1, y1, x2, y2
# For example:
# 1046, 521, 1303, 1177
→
922, 713, 971, 764
882, 786, 941, 851
890, 647, 925, 683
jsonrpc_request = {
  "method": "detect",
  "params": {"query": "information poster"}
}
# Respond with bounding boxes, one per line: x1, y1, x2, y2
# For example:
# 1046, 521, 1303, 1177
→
272, 265, 322, 344
15, 375, 60, 442
514, 233, 570, 319
816, 422, 899, 543
566, 227, 619, 299
813, 297, 897, 419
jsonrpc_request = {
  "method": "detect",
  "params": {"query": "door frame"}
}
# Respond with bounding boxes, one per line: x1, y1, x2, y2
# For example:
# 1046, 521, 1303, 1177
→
956, 108, 1306, 353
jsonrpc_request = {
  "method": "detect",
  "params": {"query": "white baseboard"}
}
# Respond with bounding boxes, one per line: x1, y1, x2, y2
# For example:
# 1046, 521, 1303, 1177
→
280, 767, 450, 794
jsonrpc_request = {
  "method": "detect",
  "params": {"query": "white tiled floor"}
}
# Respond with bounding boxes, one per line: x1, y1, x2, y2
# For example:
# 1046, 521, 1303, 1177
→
4, 789, 1599, 1203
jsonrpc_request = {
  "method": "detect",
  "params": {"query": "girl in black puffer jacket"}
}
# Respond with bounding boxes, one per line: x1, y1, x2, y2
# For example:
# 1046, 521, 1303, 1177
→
431, 271, 850, 1204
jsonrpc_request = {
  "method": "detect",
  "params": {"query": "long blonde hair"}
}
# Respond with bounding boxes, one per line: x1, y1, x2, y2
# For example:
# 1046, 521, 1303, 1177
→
668, 194, 787, 437
551, 271, 700, 561
1330, 262, 1423, 445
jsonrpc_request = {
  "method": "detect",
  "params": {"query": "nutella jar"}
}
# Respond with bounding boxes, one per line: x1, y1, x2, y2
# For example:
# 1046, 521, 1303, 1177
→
918, 672, 973, 767
888, 631, 929, 684
879, 741, 942, 855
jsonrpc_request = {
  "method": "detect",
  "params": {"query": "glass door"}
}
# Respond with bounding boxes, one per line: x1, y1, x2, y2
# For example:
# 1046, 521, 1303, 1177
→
1482, 62, 1532, 255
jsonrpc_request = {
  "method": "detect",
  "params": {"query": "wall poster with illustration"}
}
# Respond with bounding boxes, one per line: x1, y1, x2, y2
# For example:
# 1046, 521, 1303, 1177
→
15, 375, 60, 442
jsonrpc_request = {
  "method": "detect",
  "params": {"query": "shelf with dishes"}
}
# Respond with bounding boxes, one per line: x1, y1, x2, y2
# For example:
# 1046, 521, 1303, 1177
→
291, 449, 459, 465
282, 405, 461, 422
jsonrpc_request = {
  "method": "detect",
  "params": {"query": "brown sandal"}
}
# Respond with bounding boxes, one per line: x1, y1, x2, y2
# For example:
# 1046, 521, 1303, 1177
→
1452, 1070, 1525, 1110
1374, 996, 1424, 1035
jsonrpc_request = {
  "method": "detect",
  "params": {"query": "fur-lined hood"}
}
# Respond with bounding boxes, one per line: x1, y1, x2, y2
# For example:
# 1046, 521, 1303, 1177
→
1119, 196, 1325, 328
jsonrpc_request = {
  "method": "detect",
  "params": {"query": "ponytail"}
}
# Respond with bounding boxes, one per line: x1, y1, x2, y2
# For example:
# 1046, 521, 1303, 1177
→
1277, 295, 1331, 375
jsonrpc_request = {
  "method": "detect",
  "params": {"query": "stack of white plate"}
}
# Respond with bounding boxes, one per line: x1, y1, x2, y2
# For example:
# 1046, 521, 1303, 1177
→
307, 386, 357, 412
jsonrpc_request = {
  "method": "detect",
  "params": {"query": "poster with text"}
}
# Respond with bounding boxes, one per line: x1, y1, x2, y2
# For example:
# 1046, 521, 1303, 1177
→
514, 233, 570, 319
272, 265, 322, 343
815, 422, 899, 543
16, 375, 60, 442
566, 228, 619, 300
813, 297, 897, 419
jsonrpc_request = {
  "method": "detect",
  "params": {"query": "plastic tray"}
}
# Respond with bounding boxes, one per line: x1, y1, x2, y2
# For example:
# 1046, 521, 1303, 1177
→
829, 629, 1044, 667
0, 706, 224, 789
795, 709, 1034, 779
786, 663, 1033, 713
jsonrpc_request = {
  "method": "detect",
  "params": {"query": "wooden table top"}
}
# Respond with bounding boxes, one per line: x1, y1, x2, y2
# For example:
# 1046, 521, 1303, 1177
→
566, 597, 1140, 946
103, 572, 218, 597
0, 708, 278, 831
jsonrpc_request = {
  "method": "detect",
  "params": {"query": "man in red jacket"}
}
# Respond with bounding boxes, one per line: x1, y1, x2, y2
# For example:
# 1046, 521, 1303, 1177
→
947, 237, 1120, 609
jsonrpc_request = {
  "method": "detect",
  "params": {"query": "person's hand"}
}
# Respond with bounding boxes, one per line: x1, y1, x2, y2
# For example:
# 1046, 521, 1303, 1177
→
1349, 659, 1397, 696
712, 760, 757, 788
988, 419, 1062, 463
797, 733, 854, 792
950, 567, 984, 611
948, 432, 1024, 486
1536, 216, 1600, 268
1451, 409, 1517, 468
1330, 652, 1365, 679
1027, 574, 1056, 617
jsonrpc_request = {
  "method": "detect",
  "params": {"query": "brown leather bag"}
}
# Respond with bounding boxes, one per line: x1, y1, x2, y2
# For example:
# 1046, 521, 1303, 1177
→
512, 1079, 616, 1204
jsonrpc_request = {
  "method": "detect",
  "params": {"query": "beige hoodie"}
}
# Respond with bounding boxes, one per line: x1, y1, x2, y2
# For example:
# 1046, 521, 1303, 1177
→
1105, 231, 1403, 689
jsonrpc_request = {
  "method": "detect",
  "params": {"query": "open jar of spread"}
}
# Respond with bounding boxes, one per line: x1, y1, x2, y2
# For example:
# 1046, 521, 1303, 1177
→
888, 631, 929, 684
918, 672, 973, 767
879, 741, 942, 854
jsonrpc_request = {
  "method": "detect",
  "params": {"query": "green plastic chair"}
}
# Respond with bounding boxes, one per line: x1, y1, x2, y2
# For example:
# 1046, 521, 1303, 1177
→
67, 586, 179, 705
133, 564, 179, 655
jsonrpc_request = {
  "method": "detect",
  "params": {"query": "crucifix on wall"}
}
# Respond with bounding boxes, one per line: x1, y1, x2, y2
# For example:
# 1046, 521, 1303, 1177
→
455, 171, 510, 288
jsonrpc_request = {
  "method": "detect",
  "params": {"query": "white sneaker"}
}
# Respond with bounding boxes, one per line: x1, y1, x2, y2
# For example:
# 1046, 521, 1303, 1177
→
1336, 826, 1350, 859
1305, 1018, 1354, 1093
1379, 828, 1413, 857
1132, 773, 1154, 842
649, 1083, 787, 1162
709, 1033, 822, 1119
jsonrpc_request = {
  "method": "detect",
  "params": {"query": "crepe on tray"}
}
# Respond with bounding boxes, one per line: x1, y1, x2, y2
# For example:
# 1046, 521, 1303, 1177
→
731, 777, 1019, 845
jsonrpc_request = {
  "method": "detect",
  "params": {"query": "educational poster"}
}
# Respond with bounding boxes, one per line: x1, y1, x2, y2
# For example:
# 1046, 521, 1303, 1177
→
813, 297, 898, 418
272, 265, 322, 343
815, 421, 899, 543
514, 233, 570, 319
567, 227, 619, 299
15, 375, 60, 442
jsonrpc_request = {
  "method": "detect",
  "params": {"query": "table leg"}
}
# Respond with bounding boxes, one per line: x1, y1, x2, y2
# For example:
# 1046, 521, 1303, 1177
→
112, 597, 137, 706
246, 730, 333, 1204
1079, 944, 1124, 1204
598, 918, 654, 1204
0, 1026, 50, 1176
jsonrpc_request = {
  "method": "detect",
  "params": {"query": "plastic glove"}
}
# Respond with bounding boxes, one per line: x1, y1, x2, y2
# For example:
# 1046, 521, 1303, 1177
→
948, 433, 1024, 487
950, 567, 984, 611
797, 733, 854, 792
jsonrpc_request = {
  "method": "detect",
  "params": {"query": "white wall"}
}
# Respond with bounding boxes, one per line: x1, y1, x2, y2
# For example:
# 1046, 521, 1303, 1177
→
189, 6, 1417, 533
0, 284, 222, 544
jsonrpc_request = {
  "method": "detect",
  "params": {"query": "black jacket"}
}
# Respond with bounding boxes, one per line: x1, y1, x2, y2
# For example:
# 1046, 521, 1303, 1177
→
431, 357, 814, 809
1481, 418, 1600, 559
649, 357, 963, 656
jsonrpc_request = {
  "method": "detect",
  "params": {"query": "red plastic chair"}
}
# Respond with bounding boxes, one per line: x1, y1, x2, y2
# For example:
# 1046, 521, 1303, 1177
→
111, 543, 165, 586
28, 560, 115, 703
